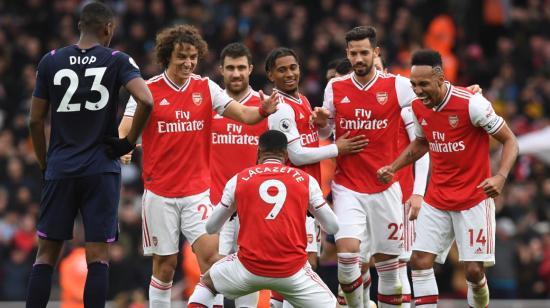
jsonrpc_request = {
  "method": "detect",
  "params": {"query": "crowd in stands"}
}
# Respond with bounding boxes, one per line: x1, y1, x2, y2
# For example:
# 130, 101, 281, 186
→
0, 0, 549, 304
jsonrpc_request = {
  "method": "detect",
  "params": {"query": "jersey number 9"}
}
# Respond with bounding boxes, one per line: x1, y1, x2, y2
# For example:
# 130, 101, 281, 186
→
259, 179, 287, 220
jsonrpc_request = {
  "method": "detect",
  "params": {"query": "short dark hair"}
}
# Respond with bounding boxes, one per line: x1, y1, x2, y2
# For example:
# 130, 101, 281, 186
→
220, 43, 252, 66
259, 130, 287, 153
411, 49, 443, 68
265, 47, 298, 73
335, 58, 352, 75
79, 2, 114, 33
155, 24, 208, 69
345, 26, 377, 47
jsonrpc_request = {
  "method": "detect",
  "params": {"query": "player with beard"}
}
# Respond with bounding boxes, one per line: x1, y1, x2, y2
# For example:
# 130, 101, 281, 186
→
211, 42, 265, 308
317, 27, 480, 308
377, 49, 518, 308
264, 48, 368, 308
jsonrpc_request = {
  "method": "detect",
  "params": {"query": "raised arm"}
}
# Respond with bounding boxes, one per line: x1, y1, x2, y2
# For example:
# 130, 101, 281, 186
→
222, 90, 279, 125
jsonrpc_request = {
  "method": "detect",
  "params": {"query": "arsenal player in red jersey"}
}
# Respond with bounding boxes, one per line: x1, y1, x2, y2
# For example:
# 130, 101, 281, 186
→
211, 42, 265, 307
188, 130, 338, 308
378, 49, 518, 308
119, 25, 278, 308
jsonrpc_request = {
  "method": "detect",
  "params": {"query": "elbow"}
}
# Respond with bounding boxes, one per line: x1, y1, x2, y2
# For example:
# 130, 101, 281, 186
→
323, 218, 340, 235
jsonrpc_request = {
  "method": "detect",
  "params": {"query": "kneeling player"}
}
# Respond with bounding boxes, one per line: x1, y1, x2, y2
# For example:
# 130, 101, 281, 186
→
188, 130, 338, 307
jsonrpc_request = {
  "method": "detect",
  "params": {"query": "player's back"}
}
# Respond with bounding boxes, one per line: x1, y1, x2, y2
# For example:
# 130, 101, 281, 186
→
34, 45, 140, 179
233, 160, 311, 278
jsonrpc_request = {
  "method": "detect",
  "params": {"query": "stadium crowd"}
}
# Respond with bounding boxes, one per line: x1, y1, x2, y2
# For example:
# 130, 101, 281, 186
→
0, 0, 549, 305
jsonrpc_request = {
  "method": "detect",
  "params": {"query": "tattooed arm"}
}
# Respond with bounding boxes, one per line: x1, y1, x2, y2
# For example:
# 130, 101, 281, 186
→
377, 138, 430, 184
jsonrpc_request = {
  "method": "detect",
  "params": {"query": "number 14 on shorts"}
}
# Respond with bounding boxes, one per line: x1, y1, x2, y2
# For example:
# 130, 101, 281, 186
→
468, 228, 487, 247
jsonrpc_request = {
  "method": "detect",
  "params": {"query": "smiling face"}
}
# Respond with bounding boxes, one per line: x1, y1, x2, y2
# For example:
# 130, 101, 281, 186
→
268, 55, 300, 94
346, 38, 378, 77
220, 55, 252, 95
167, 42, 198, 81
410, 65, 445, 108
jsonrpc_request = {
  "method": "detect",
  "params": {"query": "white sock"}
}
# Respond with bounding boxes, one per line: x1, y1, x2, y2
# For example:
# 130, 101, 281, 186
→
187, 282, 215, 307
362, 268, 372, 307
270, 291, 284, 308
411, 268, 438, 308
467, 275, 489, 308
213, 293, 224, 307
234, 291, 259, 307
337, 284, 348, 307
375, 258, 402, 307
399, 262, 411, 308
149, 275, 172, 308
337, 252, 363, 308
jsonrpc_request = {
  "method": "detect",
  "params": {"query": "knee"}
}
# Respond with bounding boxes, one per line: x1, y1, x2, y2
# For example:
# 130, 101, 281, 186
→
202, 251, 222, 268
464, 262, 484, 282
154, 256, 177, 281
410, 252, 433, 270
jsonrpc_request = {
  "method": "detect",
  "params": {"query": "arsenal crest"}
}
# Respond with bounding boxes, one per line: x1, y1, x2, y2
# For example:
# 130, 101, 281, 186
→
376, 92, 388, 105
448, 115, 459, 128
192, 92, 203, 105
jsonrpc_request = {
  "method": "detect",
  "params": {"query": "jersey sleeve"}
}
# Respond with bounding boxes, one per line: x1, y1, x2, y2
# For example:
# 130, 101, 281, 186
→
220, 174, 238, 208
401, 107, 429, 196
115, 52, 142, 86
307, 175, 339, 234
124, 96, 137, 117
32, 53, 51, 99
469, 94, 505, 135
411, 108, 426, 139
208, 79, 233, 115
395, 75, 416, 108
267, 102, 301, 144
308, 176, 326, 209
321, 80, 336, 137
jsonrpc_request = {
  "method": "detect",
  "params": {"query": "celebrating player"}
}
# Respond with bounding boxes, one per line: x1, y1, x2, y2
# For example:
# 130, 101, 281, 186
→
119, 26, 279, 307
321, 26, 418, 308
188, 130, 338, 308
26, 2, 153, 308
212, 42, 266, 307
377, 49, 518, 308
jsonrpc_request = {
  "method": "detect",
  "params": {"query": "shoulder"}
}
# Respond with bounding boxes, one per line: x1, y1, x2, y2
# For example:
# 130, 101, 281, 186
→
329, 73, 353, 86
451, 86, 475, 100
145, 73, 164, 85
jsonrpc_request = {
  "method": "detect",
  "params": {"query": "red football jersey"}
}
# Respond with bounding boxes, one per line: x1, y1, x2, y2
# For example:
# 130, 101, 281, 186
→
323, 71, 416, 193
222, 160, 325, 277
210, 90, 267, 204
130, 72, 232, 197
274, 91, 321, 182
412, 83, 504, 211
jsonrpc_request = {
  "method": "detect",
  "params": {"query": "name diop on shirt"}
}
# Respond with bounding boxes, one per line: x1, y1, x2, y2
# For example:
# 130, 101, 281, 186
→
156, 119, 204, 133
212, 132, 259, 145
429, 140, 466, 153
339, 118, 388, 130
241, 166, 305, 182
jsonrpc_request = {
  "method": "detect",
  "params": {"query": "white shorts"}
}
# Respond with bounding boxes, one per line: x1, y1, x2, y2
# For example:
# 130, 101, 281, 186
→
141, 189, 212, 256
413, 199, 496, 266
306, 217, 321, 255
359, 227, 371, 263
333, 182, 404, 256
210, 254, 336, 307
219, 216, 240, 256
